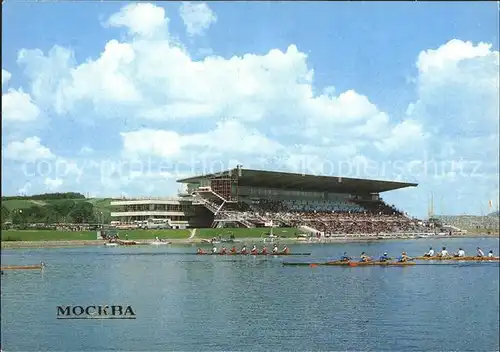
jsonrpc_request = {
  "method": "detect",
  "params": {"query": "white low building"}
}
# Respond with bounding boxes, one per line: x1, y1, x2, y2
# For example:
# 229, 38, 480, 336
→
110, 196, 212, 229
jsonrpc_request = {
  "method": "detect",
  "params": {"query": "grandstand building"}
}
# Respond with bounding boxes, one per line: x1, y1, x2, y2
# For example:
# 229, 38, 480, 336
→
110, 167, 419, 234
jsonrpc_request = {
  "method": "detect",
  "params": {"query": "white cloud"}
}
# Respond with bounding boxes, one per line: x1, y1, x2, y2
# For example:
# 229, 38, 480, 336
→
374, 120, 429, 154
409, 39, 499, 138
2, 88, 41, 122
44, 177, 63, 190
16, 2, 422, 158
2, 69, 12, 86
416, 39, 495, 74
179, 2, 217, 36
4, 137, 55, 162
121, 119, 283, 159
105, 3, 169, 38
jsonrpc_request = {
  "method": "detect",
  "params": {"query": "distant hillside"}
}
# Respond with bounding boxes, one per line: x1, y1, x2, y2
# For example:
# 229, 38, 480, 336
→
435, 214, 499, 230
1, 193, 114, 224
489, 211, 499, 216
2, 192, 86, 201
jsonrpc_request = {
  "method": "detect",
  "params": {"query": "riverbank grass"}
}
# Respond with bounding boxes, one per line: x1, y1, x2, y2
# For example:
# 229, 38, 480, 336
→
1, 229, 190, 241
1, 227, 301, 241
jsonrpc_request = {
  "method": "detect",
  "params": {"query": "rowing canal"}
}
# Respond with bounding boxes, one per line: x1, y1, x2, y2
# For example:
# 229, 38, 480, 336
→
2, 237, 499, 351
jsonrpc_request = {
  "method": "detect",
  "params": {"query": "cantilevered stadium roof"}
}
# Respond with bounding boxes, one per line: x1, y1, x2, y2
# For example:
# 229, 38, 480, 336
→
177, 168, 417, 194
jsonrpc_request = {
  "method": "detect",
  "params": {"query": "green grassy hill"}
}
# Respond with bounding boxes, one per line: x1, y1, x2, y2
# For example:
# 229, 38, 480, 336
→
2, 194, 115, 224
2, 198, 113, 210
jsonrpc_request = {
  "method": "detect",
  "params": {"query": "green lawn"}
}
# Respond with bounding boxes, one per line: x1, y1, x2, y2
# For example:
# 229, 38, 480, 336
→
1, 228, 300, 241
197, 227, 299, 238
1, 229, 190, 241
1, 230, 97, 241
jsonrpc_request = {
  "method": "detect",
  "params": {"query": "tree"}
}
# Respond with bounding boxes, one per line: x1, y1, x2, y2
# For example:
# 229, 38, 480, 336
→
2, 192, 85, 201
69, 202, 96, 223
51, 200, 76, 218
11, 209, 24, 225
1, 205, 10, 223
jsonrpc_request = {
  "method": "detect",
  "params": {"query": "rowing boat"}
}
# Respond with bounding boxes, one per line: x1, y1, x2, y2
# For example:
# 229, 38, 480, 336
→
196, 252, 311, 256
342, 261, 415, 266
118, 240, 138, 246
283, 261, 416, 266
284, 261, 417, 266
1, 264, 44, 270
415, 256, 500, 261
150, 241, 171, 245
284, 260, 500, 267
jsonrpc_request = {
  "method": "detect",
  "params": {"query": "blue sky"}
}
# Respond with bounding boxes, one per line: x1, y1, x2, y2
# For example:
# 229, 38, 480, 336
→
2, 1, 499, 218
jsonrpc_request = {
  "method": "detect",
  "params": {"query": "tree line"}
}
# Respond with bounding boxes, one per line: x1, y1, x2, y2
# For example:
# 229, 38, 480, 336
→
2, 192, 85, 201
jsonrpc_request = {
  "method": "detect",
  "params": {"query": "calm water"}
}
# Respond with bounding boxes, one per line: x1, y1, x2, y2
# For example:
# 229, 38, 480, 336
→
2, 237, 499, 351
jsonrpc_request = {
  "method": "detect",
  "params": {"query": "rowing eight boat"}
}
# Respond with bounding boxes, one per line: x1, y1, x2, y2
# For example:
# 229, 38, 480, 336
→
283, 261, 416, 266
415, 256, 500, 261
196, 252, 311, 256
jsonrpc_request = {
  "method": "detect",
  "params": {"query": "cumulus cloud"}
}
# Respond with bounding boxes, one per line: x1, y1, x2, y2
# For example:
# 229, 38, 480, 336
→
409, 39, 499, 138
2, 69, 11, 86
121, 120, 283, 159
179, 2, 217, 36
105, 3, 169, 38
2, 88, 41, 122
15, 3, 423, 161
4, 136, 54, 162
374, 120, 429, 154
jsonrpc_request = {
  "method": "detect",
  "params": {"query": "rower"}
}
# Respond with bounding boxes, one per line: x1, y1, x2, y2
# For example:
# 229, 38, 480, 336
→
488, 250, 494, 258
424, 247, 435, 257
439, 247, 449, 257
379, 252, 390, 262
340, 252, 351, 262
261, 246, 268, 255
399, 252, 410, 262
272, 244, 279, 253
477, 247, 485, 257
240, 246, 248, 255
212, 245, 217, 254
197, 248, 205, 255
455, 248, 465, 257
230, 246, 237, 254
251, 245, 258, 255
360, 252, 371, 262
281, 245, 290, 254
220, 246, 227, 255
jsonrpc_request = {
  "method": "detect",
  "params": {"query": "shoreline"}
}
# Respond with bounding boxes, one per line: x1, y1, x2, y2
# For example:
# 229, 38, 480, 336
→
1, 233, 498, 249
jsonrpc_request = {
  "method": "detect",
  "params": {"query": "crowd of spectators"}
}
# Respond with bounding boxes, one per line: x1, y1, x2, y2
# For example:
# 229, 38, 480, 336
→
286, 212, 429, 235
218, 198, 433, 235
